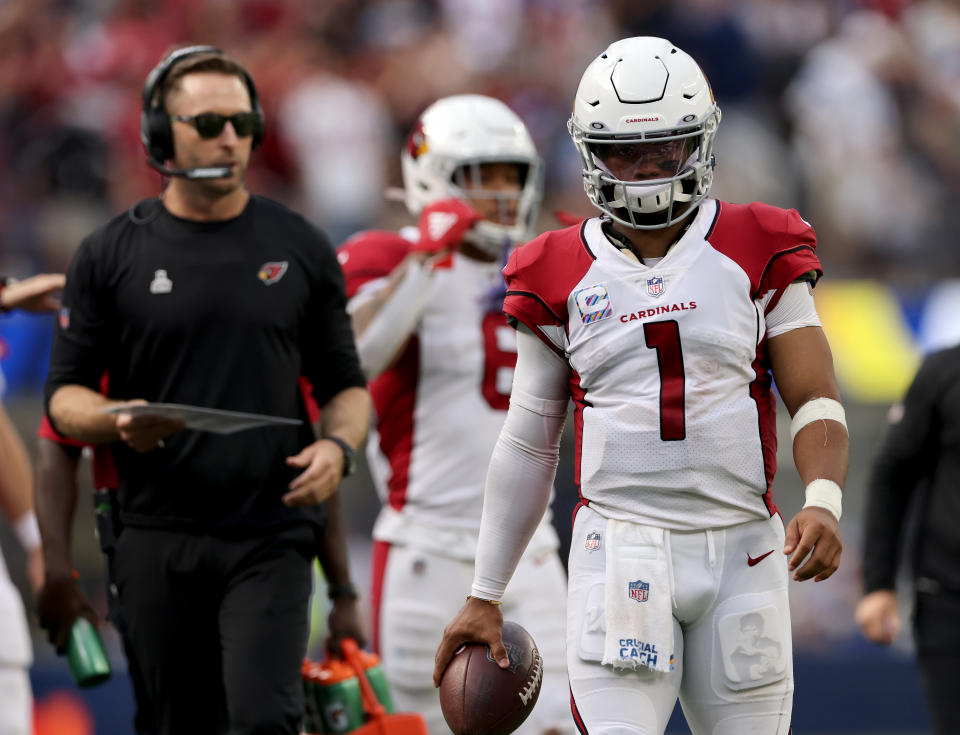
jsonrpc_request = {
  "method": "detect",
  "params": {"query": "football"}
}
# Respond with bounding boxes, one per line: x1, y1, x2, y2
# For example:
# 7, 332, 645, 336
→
439, 621, 544, 735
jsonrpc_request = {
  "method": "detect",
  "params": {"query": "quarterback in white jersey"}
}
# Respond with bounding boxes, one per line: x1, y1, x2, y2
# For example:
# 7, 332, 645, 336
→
339, 95, 571, 735
435, 39, 849, 735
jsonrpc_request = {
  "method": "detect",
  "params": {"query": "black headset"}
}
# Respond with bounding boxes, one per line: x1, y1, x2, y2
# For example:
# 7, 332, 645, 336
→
140, 45, 264, 168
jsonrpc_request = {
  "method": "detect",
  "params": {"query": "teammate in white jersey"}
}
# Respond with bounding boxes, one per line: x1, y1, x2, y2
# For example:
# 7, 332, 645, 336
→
338, 95, 571, 734
0, 273, 64, 735
434, 38, 849, 735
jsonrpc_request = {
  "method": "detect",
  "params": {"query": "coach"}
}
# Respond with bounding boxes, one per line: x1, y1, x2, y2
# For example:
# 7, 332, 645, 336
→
43, 46, 370, 735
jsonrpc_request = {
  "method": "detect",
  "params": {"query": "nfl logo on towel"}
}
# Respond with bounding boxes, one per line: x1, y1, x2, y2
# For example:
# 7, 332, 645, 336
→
574, 284, 614, 325
646, 276, 664, 297
629, 580, 650, 602
585, 531, 601, 552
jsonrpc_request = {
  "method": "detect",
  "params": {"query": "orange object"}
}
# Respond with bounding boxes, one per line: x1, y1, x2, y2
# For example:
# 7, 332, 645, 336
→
340, 639, 428, 735
32, 690, 94, 735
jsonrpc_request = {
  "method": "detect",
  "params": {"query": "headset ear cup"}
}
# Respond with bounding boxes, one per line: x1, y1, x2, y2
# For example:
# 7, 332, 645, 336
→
146, 107, 174, 162
245, 75, 264, 150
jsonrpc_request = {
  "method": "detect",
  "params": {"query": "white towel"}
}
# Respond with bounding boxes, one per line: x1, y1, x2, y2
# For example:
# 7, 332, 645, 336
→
601, 518, 675, 673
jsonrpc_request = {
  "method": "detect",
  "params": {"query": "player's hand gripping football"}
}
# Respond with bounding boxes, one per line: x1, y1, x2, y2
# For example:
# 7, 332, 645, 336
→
783, 506, 842, 582
433, 596, 507, 687
283, 438, 346, 507
413, 199, 482, 269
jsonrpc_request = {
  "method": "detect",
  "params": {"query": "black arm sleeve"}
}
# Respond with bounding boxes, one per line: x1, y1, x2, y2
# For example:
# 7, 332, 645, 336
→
44, 238, 111, 419
300, 233, 366, 408
862, 352, 942, 592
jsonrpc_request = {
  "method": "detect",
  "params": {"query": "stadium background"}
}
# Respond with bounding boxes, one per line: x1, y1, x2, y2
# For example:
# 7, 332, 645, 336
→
1, 0, 958, 732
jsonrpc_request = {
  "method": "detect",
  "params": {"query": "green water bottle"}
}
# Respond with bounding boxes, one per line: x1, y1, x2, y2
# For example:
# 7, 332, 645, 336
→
358, 651, 395, 714
314, 660, 365, 734
66, 617, 111, 687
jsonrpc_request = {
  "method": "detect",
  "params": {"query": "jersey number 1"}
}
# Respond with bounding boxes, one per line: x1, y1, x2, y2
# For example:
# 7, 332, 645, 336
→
644, 320, 686, 441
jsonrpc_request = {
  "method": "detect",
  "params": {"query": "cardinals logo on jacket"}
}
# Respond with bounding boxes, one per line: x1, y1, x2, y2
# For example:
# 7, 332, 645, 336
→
258, 261, 288, 285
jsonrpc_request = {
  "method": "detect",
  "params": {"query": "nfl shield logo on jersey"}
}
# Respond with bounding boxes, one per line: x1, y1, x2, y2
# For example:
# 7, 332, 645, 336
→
629, 580, 650, 603
646, 275, 664, 297
574, 284, 614, 325
585, 531, 601, 552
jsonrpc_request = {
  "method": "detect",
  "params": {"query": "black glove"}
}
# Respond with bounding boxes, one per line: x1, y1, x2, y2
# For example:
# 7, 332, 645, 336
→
37, 574, 100, 655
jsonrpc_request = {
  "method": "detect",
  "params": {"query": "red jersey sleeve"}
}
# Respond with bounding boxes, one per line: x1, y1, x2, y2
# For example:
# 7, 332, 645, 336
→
707, 202, 822, 311
298, 375, 321, 425
502, 223, 596, 354
337, 230, 414, 300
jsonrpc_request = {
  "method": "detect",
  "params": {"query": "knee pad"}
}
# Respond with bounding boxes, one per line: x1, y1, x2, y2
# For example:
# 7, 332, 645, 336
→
712, 592, 791, 698
379, 601, 447, 689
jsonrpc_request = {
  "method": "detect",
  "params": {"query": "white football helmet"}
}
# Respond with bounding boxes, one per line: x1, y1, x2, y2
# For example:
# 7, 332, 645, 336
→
568, 37, 721, 230
401, 94, 543, 256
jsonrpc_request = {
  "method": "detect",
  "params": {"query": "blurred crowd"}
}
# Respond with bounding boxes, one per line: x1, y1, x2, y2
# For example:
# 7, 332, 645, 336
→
1, 0, 959, 289
1, 7, 955, 718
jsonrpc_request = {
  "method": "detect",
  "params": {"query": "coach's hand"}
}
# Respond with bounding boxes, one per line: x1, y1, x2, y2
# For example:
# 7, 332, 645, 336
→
855, 589, 901, 645
37, 574, 100, 655
283, 439, 344, 506
433, 596, 506, 687
113, 400, 184, 452
783, 506, 842, 582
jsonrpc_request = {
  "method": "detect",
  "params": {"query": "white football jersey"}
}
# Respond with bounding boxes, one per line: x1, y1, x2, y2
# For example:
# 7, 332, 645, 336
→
503, 199, 822, 531
340, 230, 558, 557
0, 366, 32, 668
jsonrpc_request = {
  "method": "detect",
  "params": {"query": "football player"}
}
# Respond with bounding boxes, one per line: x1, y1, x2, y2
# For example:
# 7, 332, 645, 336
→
338, 94, 571, 734
434, 38, 848, 735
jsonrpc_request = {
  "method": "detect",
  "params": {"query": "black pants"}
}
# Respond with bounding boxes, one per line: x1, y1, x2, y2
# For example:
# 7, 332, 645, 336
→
113, 524, 314, 735
97, 490, 156, 735
914, 590, 960, 735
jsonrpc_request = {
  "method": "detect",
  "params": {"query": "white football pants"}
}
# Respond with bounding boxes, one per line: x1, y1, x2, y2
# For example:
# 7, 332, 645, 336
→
375, 541, 573, 735
567, 506, 793, 735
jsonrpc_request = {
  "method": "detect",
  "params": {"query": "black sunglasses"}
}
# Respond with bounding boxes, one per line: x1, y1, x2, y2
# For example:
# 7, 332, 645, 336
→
170, 111, 259, 139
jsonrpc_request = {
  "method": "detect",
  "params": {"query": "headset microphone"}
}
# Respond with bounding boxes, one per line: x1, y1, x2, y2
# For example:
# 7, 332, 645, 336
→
148, 158, 233, 180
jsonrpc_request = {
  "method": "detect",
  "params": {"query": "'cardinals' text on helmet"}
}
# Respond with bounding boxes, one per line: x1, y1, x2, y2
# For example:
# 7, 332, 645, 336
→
401, 95, 543, 256
568, 37, 721, 230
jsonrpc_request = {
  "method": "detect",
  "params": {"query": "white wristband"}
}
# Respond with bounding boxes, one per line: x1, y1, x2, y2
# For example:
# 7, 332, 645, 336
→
802, 479, 843, 522
790, 397, 847, 443
13, 511, 41, 551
